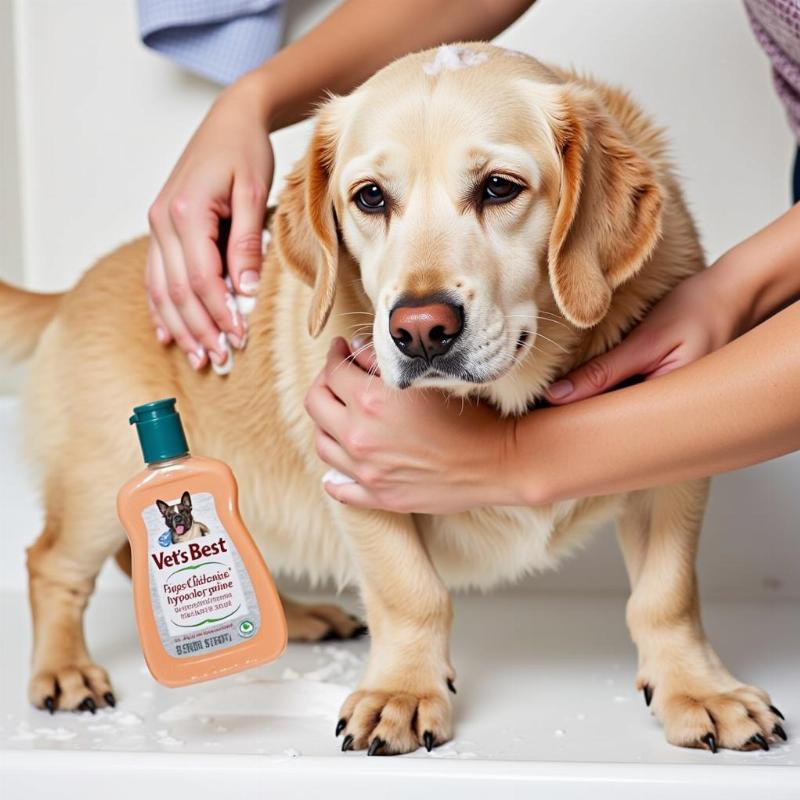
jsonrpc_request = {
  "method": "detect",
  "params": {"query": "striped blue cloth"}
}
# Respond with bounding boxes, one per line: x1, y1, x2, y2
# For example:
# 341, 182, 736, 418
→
137, 0, 286, 86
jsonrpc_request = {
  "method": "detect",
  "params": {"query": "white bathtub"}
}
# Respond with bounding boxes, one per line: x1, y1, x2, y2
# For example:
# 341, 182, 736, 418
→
0, 396, 797, 798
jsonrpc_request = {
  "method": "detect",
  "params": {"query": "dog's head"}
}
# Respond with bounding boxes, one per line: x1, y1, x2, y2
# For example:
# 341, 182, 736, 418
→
156, 491, 194, 542
274, 44, 663, 392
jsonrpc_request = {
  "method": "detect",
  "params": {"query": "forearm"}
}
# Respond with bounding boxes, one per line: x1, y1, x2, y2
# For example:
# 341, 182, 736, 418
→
709, 202, 800, 335
240, 0, 534, 128
516, 301, 800, 504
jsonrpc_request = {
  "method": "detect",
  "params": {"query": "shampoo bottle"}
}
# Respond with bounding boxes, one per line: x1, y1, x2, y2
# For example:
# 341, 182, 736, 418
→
117, 398, 287, 686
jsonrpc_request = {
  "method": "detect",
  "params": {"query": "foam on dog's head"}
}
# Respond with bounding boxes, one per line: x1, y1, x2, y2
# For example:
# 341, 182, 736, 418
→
422, 45, 488, 76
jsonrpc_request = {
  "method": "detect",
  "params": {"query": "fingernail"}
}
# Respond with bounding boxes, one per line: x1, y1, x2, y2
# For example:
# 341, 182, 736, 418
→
188, 349, 204, 370
323, 469, 357, 486
239, 270, 260, 296
155, 327, 169, 344
235, 294, 256, 316
228, 331, 247, 350
211, 333, 234, 376
224, 293, 242, 330
351, 336, 368, 351
209, 349, 227, 367
547, 379, 573, 400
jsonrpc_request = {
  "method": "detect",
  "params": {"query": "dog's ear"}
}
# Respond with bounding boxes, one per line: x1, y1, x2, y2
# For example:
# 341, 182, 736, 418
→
156, 499, 169, 517
273, 98, 346, 337
180, 491, 191, 510
546, 86, 663, 328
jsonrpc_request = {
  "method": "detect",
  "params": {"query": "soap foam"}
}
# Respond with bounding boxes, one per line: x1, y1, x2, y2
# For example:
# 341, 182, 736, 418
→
423, 46, 488, 76
159, 679, 350, 722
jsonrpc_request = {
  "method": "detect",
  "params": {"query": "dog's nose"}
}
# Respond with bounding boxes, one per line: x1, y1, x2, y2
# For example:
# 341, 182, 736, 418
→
389, 301, 463, 361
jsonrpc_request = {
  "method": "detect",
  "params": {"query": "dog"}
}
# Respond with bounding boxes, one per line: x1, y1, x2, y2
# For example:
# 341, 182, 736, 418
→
1, 43, 784, 754
156, 492, 209, 544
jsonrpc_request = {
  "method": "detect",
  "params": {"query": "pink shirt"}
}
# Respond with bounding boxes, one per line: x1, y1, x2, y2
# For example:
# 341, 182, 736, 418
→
746, 0, 800, 139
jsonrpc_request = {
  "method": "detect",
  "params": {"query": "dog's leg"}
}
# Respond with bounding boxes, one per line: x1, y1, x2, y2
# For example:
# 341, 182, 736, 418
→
27, 499, 123, 713
333, 508, 454, 755
617, 481, 786, 752
280, 595, 367, 641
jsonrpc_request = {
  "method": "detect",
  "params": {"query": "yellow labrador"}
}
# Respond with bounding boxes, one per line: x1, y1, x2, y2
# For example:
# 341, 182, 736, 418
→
1, 44, 783, 754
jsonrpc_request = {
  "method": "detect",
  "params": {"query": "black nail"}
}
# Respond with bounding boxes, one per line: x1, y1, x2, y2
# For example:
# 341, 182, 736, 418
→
701, 733, 718, 754
321, 630, 343, 642
773, 724, 787, 742
643, 684, 653, 707
423, 730, 434, 752
751, 733, 769, 751
335, 718, 347, 737
769, 704, 785, 721
447, 678, 456, 695
350, 625, 369, 639
79, 697, 96, 714
341, 734, 354, 752
44, 696, 55, 714
103, 692, 116, 708
367, 737, 384, 756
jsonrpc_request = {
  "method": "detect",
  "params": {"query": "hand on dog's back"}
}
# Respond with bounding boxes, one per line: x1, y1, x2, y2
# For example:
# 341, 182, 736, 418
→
145, 83, 275, 372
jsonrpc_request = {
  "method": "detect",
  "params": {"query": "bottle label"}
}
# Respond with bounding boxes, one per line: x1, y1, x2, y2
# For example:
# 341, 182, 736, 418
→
142, 490, 261, 659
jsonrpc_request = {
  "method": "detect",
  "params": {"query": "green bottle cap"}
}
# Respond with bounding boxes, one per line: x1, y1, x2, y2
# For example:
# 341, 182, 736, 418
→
129, 398, 189, 464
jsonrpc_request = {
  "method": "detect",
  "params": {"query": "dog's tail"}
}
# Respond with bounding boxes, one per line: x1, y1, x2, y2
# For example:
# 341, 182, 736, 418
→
0, 281, 64, 362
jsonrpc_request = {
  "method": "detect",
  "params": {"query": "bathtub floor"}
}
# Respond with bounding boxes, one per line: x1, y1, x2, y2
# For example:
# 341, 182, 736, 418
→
1, 588, 799, 797
0, 397, 798, 798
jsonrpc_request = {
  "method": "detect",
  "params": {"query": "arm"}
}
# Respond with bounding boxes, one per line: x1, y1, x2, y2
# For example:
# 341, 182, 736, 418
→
251, 0, 535, 129
546, 203, 800, 402
518, 300, 800, 505
146, 0, 534, 368
305, 204, 800, 513
307, 306, 800, 513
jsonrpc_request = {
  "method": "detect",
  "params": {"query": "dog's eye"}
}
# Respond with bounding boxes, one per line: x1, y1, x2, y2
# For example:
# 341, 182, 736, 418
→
354, 183, 386, 213
482, 175, 522, 204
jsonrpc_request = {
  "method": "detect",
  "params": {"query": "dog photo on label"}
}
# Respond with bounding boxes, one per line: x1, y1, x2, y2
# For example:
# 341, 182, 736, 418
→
156, 491, 209, 545
1, 43, 785, 754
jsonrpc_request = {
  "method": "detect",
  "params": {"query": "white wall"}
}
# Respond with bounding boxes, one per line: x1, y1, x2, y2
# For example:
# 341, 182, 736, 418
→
1, 0, 798, 599
0, 1, 22, 286
5, 0, 795, 290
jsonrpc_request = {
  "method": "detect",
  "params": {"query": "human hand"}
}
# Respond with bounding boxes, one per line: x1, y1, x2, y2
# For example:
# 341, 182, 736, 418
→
304, 338, 523, 514
146, 75, 274, 370
546, 267, 742, 403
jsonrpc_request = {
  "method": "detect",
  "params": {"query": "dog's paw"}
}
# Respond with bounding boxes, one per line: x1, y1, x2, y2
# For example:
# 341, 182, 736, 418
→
335, 687, 453, 755
281, 596, 367, 642
640, 677, 787, 752
29, 661, 116, 714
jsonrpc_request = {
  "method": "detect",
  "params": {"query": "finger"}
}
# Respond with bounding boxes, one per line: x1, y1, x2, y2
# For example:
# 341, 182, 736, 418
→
146, 239, 204, 364
305, 379, 348, 436
349, 337, 378, 374
324, 338, 374, 403
228, 177, 268, 296
147, 296, 171, 345
171, 205, 245, 344
160, 232, 230, 366
315, 429, 359, 476
323, 479, 380, 509
545, 330, 654, 404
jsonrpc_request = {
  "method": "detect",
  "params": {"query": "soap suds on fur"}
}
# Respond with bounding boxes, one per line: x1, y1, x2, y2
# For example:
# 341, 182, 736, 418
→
423, 46, 488, 76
